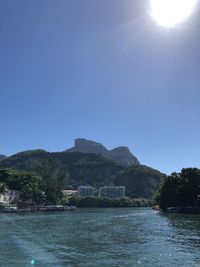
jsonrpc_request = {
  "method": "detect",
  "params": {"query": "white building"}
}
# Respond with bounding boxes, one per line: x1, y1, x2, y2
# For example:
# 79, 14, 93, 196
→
62, 190, 78, 196
77, 186, 95, 197
0, 189, 20, 205
99, 186, 125, 198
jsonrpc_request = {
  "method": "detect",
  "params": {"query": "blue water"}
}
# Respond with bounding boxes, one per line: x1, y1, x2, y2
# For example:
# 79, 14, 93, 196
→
0, 208, 200, 267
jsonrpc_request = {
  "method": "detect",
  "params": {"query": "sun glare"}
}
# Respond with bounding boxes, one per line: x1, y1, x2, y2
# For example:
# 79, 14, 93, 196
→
150, 0, 198, 27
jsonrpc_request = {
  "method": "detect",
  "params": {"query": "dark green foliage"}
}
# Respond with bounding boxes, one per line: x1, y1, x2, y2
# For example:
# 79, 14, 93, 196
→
0, 169, 44, 204
0, 150, 165, 199
35, 158, 69, 204
0, 155, 7, 162
50, 152, 122, 187
67, 196, 150, 208
0, 150, 122, 188
154, 168, 200, 210
0, 151, 70, 204
114, 165, 165, 198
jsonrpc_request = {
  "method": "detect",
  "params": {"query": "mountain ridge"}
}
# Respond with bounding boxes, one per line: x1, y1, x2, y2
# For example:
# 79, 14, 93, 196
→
66, 138, 140, 166
0, 149, 165, 198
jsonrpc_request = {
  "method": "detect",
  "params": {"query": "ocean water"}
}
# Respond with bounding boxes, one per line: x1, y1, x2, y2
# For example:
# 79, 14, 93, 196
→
0, 208, 200, 267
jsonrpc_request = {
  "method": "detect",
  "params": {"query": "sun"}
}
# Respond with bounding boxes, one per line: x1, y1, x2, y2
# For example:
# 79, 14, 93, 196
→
150, 0, 198, 28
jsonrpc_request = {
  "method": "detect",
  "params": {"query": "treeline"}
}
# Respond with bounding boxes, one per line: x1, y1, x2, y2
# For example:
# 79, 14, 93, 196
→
0, 168, 68, 205
154, 168, 200, 210
67, 196, 150, 208
0, 167, 151, 207
0, 150, 165, 198
114, 165, 165, 198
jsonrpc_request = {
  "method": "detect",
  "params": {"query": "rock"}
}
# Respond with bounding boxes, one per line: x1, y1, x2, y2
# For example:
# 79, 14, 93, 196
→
109, 146, 140, 166
66, 138, 140, 166
68, 138, 108, 155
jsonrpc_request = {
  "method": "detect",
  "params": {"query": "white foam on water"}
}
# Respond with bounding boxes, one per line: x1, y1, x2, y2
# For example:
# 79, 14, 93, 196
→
112, 210, 153, 219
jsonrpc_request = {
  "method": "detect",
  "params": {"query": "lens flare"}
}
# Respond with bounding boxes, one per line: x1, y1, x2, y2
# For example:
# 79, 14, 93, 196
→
150, 0, 198, 27
31, 259, 35, 265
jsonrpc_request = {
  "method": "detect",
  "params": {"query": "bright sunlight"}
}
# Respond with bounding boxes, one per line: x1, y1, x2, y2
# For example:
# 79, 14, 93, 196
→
150, 0, 198, 27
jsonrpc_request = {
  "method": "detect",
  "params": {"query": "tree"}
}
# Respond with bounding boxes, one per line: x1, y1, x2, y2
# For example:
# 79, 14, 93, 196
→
0, 168, 44, 204
36, 159, 69, 204
155, 168, 200, 210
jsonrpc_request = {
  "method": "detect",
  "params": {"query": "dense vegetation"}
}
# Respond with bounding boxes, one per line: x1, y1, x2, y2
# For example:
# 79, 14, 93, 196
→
0, 155, 7, 161
0, 150, 165, 199
154, 168, 200, 210
114, 165, 165, 198
67, 196, 150, 208
0, 169, 44, 204
1, 152, 199, 209
0, 168, 68, 204
0, 150, 121, 188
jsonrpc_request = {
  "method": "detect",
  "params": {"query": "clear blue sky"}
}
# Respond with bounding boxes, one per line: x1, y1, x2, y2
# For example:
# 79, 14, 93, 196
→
0, 0, 200, 174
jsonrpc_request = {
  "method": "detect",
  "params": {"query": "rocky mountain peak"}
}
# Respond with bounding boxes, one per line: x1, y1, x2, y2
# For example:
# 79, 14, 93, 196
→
111, 146, 130, 153
67, 138, 140, 166
73, 138, 108, 154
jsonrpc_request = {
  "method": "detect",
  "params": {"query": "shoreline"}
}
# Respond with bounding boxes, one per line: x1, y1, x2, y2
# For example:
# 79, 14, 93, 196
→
153, 206, 200, 215
0, 205, 76, 213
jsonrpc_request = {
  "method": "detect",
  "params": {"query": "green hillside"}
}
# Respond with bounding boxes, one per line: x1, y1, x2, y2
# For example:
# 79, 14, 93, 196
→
114, 165, 165, 198
0, 150, 165, 198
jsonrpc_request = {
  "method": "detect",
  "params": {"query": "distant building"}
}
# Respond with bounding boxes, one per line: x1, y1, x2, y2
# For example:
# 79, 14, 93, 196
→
99, 186, 125, 198
77, 186, 95, 197
62, 190, 78, 197
0, 189, 20, 205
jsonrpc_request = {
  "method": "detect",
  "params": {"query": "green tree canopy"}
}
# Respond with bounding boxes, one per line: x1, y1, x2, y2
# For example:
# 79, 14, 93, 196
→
0, 168, 44, 204
154, 168, 200, 210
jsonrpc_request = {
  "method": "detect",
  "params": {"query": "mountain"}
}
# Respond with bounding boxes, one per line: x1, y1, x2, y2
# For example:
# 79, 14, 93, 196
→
0, 150, 123, 189
114, 165, 165, 198
0, 149, 165, 198
0, 155, 7, 161
67, 138, 140, 166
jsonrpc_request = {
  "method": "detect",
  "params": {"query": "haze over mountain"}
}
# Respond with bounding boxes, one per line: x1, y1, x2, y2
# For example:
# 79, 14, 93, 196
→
67, 138, 140, 166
